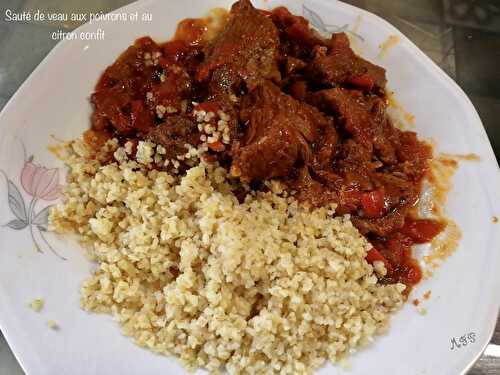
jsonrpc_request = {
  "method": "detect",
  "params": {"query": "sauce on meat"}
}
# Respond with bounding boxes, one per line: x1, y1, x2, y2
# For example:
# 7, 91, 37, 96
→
86, 0, 446, 289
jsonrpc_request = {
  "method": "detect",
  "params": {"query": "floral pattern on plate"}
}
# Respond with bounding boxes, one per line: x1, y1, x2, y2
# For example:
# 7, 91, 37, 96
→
302, 4, 364, 41
1, 140, 65, 260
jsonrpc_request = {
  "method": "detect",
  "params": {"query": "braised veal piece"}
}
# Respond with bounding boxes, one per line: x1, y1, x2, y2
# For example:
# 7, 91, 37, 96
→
86, 0, 443, 288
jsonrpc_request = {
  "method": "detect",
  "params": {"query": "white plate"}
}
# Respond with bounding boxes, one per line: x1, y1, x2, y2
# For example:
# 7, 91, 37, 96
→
0, 0, 499, 374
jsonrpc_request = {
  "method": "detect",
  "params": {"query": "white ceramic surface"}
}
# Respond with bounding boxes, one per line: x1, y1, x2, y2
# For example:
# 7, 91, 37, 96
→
0, 1, 499, 374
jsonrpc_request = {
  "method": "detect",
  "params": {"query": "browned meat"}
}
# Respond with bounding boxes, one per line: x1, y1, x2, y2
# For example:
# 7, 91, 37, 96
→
306, 33, 386, 92
95, 37, 161, 94
392, 131, 433, 181
287, 80, 309, 101
197, 0, 281, 93
310, 88, 378, 148
353, 209, 407, 236
309, 88, 399, 164
91, 88, 155, 134
284, 56, 307, 75
150, 64, 193, 110
90, 37, 162, 135
288, 167, 338, 207
232, 127, 306, 181
231, 81, 330, 182
146, 116, 200, 160
335, 139, 375, 191
160, 40, 204, 75
310, 124, 339, 171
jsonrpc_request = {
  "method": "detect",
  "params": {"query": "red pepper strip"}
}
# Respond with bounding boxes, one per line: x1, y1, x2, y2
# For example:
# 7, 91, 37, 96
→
360, 189, 385, 218
400, 219, 445, 244
207, 141, 225, 152
348, 74, 375, 91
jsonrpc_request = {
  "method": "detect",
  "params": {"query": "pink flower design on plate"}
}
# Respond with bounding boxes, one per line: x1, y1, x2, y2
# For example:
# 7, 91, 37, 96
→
1, 140, 66, 260
21, 161, 63, 201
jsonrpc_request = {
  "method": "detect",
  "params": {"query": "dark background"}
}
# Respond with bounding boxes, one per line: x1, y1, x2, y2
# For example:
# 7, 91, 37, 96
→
0, 0, 498, 374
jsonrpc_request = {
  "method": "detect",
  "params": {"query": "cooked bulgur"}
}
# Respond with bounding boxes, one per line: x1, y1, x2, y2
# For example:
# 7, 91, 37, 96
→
49, 139, 405, 374
29, 298, 44, 312
47, 320, 59, 330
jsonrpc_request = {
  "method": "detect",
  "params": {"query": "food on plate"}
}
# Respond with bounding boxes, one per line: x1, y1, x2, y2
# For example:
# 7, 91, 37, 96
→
29, 298, 44, 312
49, 0, 450, 373
51, 139, 405, 373
47, 320, 59, 330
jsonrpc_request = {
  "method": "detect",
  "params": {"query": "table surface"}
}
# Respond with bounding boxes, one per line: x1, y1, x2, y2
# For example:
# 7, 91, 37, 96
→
0, 0, 499, 374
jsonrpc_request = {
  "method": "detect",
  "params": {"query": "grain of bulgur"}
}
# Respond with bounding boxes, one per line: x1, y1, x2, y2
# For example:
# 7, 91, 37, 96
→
47, 320, 59, 330
29, 298, 44, 312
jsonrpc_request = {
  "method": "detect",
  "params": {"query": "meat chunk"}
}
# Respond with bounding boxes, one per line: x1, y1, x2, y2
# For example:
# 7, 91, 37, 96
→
197, 0, 281, 93
284, 56, 307, 76
352, 209, 407, 236
147, 116, 200, 160
150, 64, 193, 111
90, 37, 161, 135
95, 36, 161, 94
91, 88, 154, 134
231, 81, 330, 182
306, 33, 386, 92
393, 130, 433, 181
289, 167, 338, 208
309, 88, 398, 164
